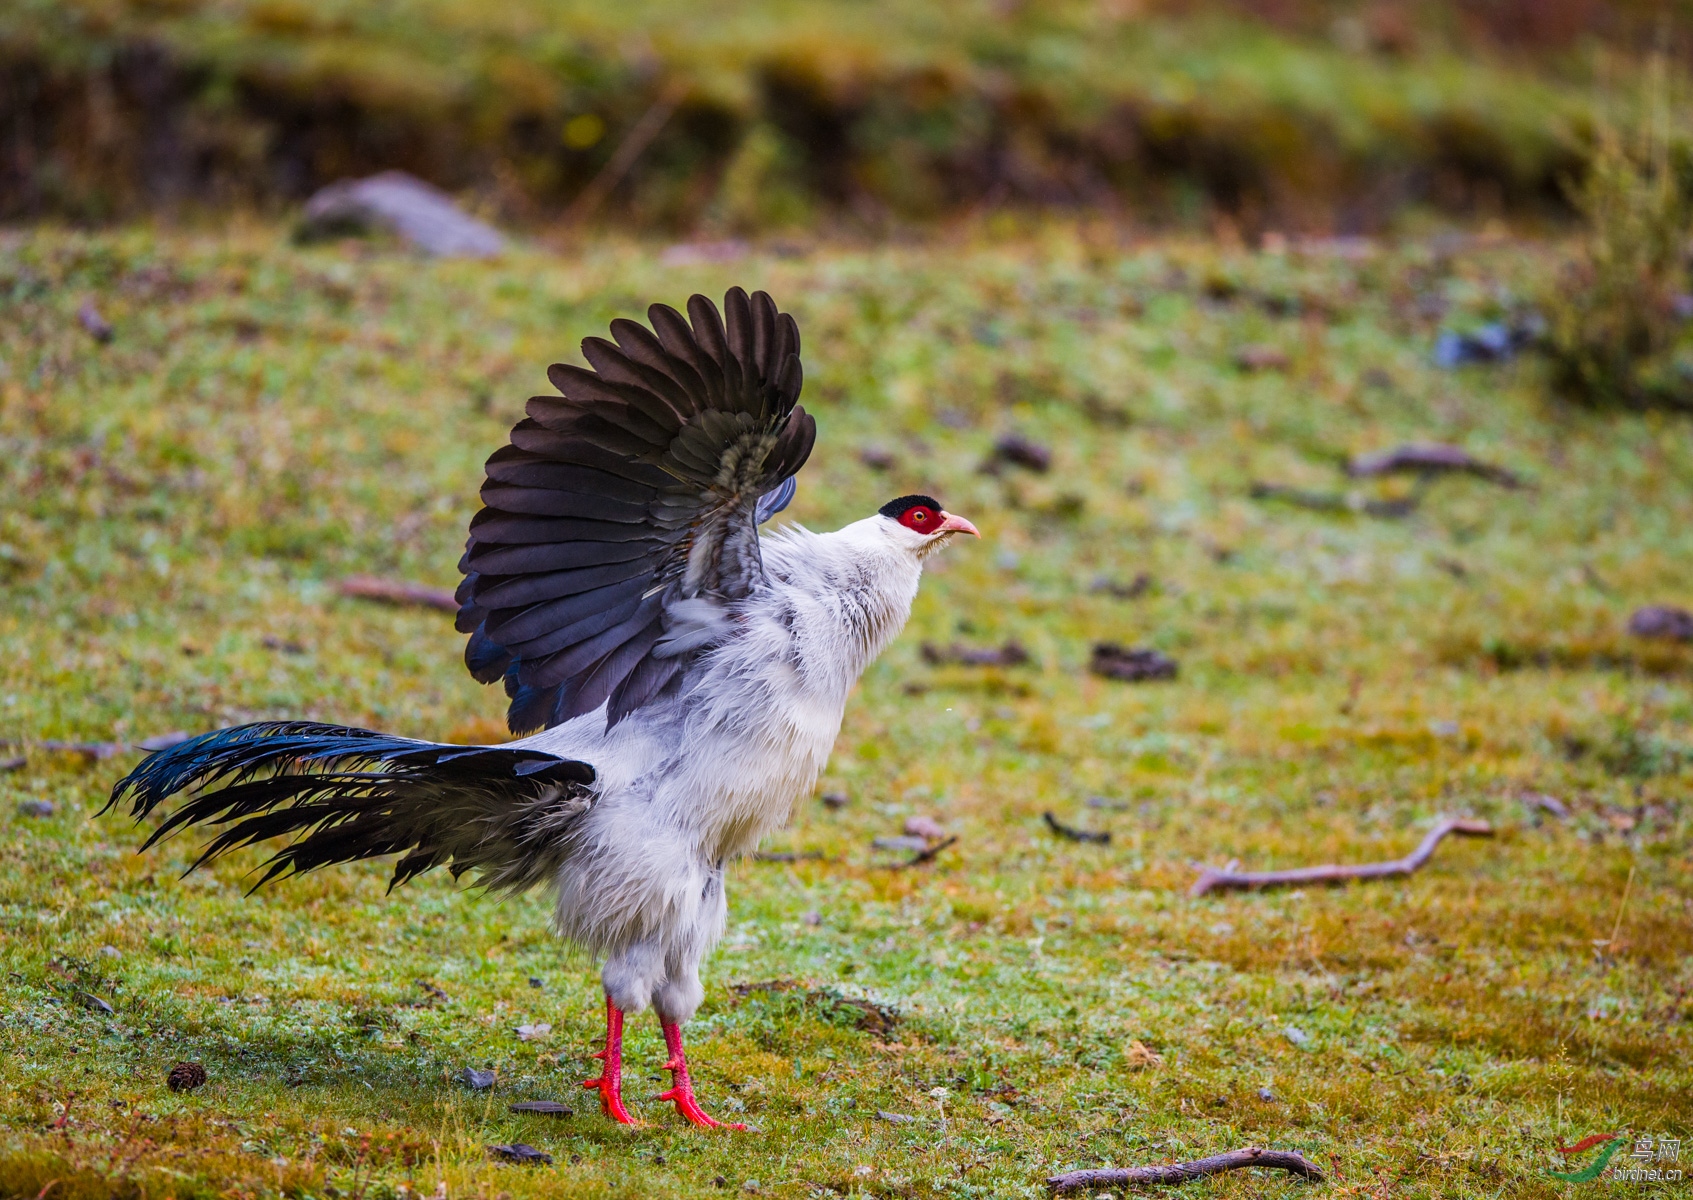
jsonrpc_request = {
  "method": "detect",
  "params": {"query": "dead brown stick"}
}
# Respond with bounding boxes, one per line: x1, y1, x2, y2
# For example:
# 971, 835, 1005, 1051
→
1047, 1146, 1325, 1193
1345, 443, 1524, 489
564, 82, 687, 226
1190, 817, 1493, 896
336, 576, 457, 612
3, 739, 127, 761
900, 835, 958, 868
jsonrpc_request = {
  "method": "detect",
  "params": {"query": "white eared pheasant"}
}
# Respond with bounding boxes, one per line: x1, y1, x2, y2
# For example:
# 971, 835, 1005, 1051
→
107, 287, 978, 1129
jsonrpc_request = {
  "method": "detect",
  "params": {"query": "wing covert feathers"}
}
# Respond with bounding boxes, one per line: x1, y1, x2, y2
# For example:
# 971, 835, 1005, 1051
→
458, 288, 814, 734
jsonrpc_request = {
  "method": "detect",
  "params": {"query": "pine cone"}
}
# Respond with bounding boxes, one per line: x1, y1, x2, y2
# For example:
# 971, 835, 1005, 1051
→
167, 1061, 207, 1092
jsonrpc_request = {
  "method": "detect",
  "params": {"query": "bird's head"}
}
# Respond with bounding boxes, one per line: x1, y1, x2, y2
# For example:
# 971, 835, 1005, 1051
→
875, 495, 980, 557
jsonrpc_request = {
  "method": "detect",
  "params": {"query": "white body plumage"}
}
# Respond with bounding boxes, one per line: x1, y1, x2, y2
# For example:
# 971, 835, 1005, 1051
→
517, 514, 941, 1022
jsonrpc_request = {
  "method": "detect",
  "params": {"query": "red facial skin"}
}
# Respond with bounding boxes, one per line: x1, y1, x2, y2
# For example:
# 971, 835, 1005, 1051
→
896, 507, 981, 538
897, 505, 942, 533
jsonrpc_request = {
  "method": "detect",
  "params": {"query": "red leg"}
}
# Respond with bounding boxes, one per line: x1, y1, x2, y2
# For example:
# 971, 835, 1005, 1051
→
657, 1019, 746, 1130
581, 995, 639, 1124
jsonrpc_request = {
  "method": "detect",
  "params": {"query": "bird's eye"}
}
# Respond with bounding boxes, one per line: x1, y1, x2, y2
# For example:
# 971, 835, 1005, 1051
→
894, 503, 941, 533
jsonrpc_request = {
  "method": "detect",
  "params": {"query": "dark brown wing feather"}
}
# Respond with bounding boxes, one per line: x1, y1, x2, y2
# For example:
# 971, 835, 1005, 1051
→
458, 288, 813, 734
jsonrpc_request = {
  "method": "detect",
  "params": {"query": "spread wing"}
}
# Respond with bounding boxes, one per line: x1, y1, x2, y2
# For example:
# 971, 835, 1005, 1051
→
455, 287, 815, 734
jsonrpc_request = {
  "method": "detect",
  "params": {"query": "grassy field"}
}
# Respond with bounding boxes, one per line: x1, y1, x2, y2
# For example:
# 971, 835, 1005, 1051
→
1, 220, 1690, 1199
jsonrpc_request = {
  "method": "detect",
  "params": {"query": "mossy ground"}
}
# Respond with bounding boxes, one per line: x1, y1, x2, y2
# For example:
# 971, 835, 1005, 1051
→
1, 220, 1689, 1199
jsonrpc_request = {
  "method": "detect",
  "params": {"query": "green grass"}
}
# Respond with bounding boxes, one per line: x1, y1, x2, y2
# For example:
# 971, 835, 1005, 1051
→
1, 221, 1690, 1199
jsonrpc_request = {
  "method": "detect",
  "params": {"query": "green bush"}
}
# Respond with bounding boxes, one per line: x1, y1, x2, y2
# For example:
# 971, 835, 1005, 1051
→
1545, 62, 1693, 411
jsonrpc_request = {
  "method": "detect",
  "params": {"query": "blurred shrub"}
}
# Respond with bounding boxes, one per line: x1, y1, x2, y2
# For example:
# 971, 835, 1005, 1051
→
1545, 60, 1693, 411
0, 0, 1655, 231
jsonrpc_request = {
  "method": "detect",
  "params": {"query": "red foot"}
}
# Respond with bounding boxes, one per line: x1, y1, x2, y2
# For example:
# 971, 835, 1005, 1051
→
658, 1020, 746, 1130
581, 997, 639, 1125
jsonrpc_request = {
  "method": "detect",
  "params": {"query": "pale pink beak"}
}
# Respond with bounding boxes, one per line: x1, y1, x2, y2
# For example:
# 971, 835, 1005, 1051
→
937, 511, 980, 537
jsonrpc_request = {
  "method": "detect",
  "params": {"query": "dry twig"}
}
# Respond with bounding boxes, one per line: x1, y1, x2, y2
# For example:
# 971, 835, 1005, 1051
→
922, 639, 1029, 667
1190, 816, 1493, 896
1250, 479, 1426, 519
2, 739, 127, 761
899, 835, 957, 868
1043, 811, 1110, 844
1346, 443, 1523, 488
336, 576, 458, 612
1047, 1146, 1325, 1193
564, 82, 688, 225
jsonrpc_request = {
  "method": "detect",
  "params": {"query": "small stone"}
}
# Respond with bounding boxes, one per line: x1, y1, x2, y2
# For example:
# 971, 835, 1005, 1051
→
1089, 643, 1178, 683
515, 1023, 551, 1041
1258, 1087, 1276, 1101
858, 445, 897, 472
458, 1067, 496, 1090
99, 945, 121, 958
820, 789, 849, 809
78, 299, 114, 344
1234, 343, 1289, 371
16, 799, 54, 818
988, 433, 1052, 473
527, 976, 544, 989
508, 1101, 572, 1116
487, 1143, 552, 1165
871, 835, 931, 853
1283, 1026, 1311, 1047
1629, 605, 1693, 643
903, 815, 945, 840
79, 992, 114, 1015
742, 1183, 761, 1193
299, 171, 505, 258
1090, 572, 1153, 600
802, 910, 822, 926
167, 1061, 208, 1092
877, 1110, 915, 1124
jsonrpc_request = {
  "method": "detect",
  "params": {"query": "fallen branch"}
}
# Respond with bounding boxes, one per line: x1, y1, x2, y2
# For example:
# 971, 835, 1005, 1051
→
564, 82, 688, 225
1190, 817, 1493, 896
2, 739, 127, 761
899, 835, 957, 868
1250, 480, 1425, 519
1048, 1147, 1325, 1193
336, 576, 458, 612
1043, 812, 1110, 844
922, 639, 1030, 667
1346, 443, 1524, 489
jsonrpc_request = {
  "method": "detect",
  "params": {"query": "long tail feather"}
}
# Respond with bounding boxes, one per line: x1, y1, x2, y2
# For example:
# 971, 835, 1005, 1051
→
104, 721, 596, 893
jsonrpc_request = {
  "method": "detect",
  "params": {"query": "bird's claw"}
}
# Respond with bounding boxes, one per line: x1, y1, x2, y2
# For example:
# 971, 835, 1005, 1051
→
657, 1025, 745, 1130
582, 1073, 640, 1125
657, 1082, 746, 1130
